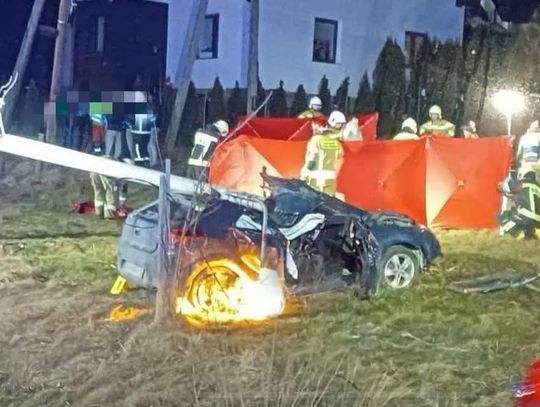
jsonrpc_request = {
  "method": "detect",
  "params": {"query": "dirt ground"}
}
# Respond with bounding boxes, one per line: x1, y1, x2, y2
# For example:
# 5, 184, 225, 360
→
1, 159, 540, 406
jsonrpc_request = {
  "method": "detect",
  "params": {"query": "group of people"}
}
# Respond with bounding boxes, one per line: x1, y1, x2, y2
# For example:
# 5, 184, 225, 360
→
394, 105, 478, 140
88, 91, 159, 219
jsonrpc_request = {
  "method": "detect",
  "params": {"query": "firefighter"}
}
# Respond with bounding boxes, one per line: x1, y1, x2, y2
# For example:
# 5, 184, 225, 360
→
394, 118, 419, 140
89, 110, 116, 219
124, 91, 159, 168
419, 105, 456, 137
517, 121, 540, 177
499, 165, 540, 239
186, 119, 229, 180
298, 96, 325, 119
300, 110, 345, 196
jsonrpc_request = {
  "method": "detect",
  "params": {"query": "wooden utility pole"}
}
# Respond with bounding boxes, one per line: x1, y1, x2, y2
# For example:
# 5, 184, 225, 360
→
246, 0, 260, 114
45, 0, 72, 145
3, 0, 47, 128
165, 0, 209, 153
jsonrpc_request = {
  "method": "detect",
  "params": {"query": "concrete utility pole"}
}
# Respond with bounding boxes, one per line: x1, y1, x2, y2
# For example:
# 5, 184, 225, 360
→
246, 0, 260, 114
165, 0, 209, 153
45, 0, 72, 145
3, 0, 47, 128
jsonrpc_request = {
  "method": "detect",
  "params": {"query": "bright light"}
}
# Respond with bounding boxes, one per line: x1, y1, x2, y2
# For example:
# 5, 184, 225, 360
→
492, 90, 526, 116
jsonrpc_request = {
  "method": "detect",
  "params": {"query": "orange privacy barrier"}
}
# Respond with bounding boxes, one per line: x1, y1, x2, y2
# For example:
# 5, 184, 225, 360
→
210, 135, 307, 195
338, 140, 427, 224
231, 113, 379, 142
232, 117, 314, 141
356, 112, 378, 142
209, 135, 513, 228
425, 136, 513, 228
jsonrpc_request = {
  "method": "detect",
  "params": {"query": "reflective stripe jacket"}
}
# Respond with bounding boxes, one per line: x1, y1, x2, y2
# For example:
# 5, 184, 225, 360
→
300, 129, 343, 180
297, 109, 325, 119
419, 119, 456, 137
517, 181, 540, 222
188, 125, 222, 167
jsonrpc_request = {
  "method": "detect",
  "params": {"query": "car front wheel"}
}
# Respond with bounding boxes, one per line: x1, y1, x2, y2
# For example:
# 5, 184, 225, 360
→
380, 246, 419, 289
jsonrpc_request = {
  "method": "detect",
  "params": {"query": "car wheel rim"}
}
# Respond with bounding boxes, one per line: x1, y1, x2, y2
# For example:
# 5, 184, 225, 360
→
384, 253, 415, 288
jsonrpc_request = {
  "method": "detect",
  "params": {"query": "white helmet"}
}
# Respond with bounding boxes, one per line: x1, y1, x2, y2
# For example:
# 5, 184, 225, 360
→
328, 111, 347, 128
402, 117, 418, 134
429, 105, 442, 116
528, 120, 540, 133
213, 120, 229, 137
309, 96, 322, 110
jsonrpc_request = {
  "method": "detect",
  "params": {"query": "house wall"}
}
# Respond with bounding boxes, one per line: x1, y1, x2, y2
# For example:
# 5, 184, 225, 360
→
258, 0, 464, 94
156, 0, 248, 89
161, 0, 464, 93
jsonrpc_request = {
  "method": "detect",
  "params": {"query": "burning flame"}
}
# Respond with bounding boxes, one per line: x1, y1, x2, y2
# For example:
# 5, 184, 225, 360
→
175, 254, 286, 326
107, 305, 152, 321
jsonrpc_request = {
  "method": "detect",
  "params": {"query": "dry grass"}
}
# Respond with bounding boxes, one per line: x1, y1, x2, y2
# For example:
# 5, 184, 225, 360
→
0, 161, 539, 406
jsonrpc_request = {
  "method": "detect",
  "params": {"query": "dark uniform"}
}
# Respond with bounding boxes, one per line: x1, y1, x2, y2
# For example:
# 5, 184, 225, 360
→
124, 109, 159, 168
499, 173, 540, 239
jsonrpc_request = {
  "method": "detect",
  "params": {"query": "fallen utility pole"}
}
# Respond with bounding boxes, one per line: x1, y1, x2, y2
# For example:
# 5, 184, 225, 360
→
246, 0, 260, 115
2, 0, 47, 128
165, 0, 209, 153
45, 0, 72, 145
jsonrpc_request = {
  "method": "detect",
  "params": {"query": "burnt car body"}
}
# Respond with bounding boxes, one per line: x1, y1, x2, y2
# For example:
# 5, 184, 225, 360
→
260, 173, 441, 291
117, 174, 440, 296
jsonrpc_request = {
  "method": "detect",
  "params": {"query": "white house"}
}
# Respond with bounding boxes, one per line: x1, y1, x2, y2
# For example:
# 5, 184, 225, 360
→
69, 0, 464, 94
162, 0, 464, 94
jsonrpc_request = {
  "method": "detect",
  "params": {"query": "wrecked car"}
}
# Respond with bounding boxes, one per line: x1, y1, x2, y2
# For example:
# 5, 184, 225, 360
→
117, 172, 440, 300
117, 188, 379, 299
260, 172, 441, 291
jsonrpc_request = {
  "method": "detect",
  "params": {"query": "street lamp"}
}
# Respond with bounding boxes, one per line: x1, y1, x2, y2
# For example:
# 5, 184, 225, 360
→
492, 90, 526, 136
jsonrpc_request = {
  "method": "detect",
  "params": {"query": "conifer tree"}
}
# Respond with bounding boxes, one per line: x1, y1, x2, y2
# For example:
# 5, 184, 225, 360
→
291, 84, 308, 116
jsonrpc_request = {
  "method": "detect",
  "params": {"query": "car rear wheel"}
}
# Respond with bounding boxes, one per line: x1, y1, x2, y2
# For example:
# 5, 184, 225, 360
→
380, 246, 419, 289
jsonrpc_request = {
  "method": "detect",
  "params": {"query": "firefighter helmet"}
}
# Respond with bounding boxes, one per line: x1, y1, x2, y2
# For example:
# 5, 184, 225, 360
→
402, 118, 418, 133
213, 120, 229, 137
328, 111, 347, 128
309, 96, 322, 110
429, 105, 442, 116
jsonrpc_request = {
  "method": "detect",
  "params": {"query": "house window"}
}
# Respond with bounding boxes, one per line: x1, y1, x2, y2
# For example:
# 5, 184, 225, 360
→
198, 14, 219, 59
96, 16, 105, 52
313, 18, 338, 64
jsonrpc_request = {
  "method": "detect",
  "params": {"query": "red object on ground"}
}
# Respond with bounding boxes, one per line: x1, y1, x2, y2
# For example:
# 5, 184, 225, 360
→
515, 359, 540, 406
209, 135, 513, 229
70, 200, 95, 214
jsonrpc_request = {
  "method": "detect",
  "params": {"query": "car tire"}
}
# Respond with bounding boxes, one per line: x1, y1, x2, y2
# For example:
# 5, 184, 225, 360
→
379, 246, 419, 289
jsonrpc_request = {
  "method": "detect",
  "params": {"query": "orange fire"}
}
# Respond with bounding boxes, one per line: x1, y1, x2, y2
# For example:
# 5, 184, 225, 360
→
107, 305, 152, 321
175, 254, 286, 326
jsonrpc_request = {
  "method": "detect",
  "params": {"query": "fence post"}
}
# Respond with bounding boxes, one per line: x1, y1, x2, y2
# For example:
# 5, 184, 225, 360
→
154, 159, 174, 323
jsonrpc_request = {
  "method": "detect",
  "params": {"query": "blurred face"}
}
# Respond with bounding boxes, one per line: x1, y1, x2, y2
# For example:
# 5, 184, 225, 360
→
464, 130, 473, 138
334, 122, 344, 130
312, 104, 322, 111
430, 113, 441, 122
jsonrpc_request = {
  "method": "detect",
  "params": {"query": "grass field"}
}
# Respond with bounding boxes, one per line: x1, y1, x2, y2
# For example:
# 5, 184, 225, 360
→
0, 160, 539, 406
